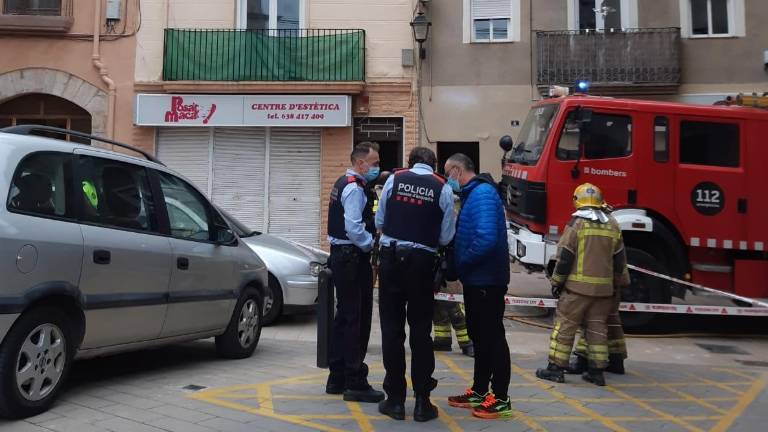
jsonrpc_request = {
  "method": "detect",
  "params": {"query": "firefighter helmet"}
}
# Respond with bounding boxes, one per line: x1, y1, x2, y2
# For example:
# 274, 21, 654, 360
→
573, 183, 604, 209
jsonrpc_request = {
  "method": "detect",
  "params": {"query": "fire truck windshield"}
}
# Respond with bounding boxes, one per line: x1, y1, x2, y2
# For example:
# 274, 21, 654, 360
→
509, 103, 559, 165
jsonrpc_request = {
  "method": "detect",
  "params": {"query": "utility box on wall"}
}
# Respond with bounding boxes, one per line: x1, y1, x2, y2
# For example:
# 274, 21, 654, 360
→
106, 0, 121, 20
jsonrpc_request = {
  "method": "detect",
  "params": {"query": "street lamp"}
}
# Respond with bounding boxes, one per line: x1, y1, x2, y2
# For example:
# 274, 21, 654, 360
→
410, 11, 431, 59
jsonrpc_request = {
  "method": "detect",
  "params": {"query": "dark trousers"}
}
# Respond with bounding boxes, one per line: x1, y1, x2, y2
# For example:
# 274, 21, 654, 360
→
464, 285, 511, 400
378, 246, 437, 403
328, 245, 373, 389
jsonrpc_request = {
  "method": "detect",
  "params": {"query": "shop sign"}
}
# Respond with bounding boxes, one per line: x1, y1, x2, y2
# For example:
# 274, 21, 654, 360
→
134, 94, 351, 127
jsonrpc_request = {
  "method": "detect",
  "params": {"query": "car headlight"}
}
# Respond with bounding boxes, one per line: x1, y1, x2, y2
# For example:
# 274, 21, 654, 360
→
309, 261, 323, 277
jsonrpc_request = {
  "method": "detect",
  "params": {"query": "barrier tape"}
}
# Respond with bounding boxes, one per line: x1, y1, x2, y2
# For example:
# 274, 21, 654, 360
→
433, 292, 768, 317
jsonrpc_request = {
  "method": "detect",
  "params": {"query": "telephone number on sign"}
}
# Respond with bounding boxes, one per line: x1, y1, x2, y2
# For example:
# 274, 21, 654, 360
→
268, 113, 326, 120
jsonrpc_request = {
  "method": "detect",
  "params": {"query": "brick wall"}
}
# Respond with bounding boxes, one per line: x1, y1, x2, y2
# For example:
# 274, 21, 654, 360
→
366, 81, 419, 164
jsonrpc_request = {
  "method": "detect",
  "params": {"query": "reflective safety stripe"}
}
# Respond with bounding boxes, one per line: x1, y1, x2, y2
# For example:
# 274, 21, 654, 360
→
575, 337, 588, 355
456, 329, 470, 344
588, 344, 609, 361
568, 274, 614, 284
573, 222, 622, 286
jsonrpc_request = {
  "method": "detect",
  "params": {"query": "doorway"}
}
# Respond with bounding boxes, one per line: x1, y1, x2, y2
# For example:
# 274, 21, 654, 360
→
437, 142, 480, 175
0, 93, 92, 143
354, 117, 403, 172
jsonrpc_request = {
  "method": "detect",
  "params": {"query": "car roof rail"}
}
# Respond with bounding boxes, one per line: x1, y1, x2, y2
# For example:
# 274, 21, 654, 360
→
0, 124, 164, 165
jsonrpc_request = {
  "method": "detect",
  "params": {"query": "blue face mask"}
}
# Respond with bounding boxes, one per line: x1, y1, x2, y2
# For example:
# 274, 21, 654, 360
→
447, 177, 461, 193
364, 166, 380, 182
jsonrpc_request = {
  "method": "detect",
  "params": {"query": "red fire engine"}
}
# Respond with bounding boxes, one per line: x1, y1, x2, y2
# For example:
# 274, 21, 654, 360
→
500, 91, 768, 327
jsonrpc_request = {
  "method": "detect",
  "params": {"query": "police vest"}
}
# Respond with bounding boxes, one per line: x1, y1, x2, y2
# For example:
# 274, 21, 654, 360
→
382, 170, 445, 248
327, 174, 365, 241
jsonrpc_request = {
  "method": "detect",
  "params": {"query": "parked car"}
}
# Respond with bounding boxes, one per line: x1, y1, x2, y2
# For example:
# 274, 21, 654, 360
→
0, 126, 268, 419
221, 210, 329, 325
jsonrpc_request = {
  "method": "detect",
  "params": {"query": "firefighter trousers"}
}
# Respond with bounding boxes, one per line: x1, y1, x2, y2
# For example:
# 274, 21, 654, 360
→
574, 294, 627, 359
433, 301, 472, 349
549, 291, 613, 369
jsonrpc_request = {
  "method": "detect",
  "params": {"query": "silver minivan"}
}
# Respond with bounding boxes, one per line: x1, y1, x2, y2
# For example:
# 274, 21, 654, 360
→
0, 126, 268, 418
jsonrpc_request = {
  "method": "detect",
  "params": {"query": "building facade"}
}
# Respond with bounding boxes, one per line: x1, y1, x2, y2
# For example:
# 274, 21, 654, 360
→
0, 0, 139, 143
421, 0, 768, 179
133, 0, 420, 249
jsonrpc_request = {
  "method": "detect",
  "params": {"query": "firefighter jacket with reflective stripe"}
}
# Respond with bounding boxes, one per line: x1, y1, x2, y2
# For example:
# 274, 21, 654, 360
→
551, 216, 630, 297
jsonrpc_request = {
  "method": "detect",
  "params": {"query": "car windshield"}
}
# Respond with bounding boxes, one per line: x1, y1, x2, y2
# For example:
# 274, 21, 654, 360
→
509, 103, 559, 165
218, 208, 260, 238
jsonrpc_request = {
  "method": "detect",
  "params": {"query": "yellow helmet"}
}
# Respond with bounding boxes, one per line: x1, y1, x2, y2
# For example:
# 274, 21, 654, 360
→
573, 183, 604, 209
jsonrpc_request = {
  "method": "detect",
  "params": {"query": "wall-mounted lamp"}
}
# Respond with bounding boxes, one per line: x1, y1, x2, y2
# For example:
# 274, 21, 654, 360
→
410, 11, 431, 60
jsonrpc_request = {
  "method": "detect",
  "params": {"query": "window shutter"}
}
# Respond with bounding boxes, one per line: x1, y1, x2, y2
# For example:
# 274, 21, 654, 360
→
472, 0, 511, 19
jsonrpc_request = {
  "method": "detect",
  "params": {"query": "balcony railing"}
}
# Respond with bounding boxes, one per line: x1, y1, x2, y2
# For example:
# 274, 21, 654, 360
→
163, 28, 365, 82
536, 28, 681, 94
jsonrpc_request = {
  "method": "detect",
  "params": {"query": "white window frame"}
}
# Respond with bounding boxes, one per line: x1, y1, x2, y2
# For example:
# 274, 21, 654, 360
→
567, 0, 638, 31
462, 0, 521, 44
236, 0, 306, 30
680, 0, 745, 38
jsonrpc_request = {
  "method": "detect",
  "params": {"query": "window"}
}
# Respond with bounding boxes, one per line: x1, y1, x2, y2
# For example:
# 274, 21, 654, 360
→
557, 112, 632, 160
679, 121, 739, 167
683, 0, 745, 37
3, 0, 61, 15
570, 0, 637, 31
242, 0, 303, 30
509, 104, 559, 165
157, 172, 212, 241
8, 152, 72, 218
654, 116, 669, 162
464, 0, 520, 43
76, 156, 158, 232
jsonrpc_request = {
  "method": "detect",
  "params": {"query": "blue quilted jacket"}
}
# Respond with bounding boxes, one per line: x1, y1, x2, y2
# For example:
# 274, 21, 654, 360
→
453, 174, 510, 287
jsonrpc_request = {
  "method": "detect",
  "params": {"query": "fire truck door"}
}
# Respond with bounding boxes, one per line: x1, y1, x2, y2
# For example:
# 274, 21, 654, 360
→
673, 119, 747, 250
547, 109, 637, 229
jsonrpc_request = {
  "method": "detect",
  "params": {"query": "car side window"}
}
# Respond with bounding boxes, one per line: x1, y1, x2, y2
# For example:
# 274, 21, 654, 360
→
76, 156, 159, 232
557, 111, 632, 160
7, 152, 73, 219
157, 171, 212, 241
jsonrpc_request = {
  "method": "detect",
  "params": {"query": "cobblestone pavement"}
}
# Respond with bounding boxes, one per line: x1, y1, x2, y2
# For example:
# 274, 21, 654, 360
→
1, 269, 766, 432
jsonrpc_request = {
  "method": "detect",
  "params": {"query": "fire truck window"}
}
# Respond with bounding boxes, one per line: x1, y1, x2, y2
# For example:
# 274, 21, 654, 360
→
654, 116, 669, 162
557, 112, 632, 160
680, 121, 739, 167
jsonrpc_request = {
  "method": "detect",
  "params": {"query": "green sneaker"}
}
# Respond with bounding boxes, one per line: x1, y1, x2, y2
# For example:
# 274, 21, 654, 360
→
472, 395, 513, 419
447, 388, 487, 408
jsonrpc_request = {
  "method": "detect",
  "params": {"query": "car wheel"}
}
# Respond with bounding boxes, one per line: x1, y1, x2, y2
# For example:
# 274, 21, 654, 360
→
0, 307, 75, 419
263, 274, 284, 326
216, 288, 263, 359
620, 247, 672, 330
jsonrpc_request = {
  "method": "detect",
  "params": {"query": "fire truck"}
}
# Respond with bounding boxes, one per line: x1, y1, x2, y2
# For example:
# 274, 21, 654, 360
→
500, 91, 768, 327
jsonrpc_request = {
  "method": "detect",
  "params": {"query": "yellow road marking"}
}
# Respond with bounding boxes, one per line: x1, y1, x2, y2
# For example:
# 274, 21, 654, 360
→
710, 367, 758, 382
256, 383, 274, 413
346, 401, 374, 432
686, 373, 745, 395
604, 386, 703, 432
509, 363, 629, 432
628, 371, 727, 415
436, 402, 465, 432
437, 353, 546, 431
711, 375, 767, 432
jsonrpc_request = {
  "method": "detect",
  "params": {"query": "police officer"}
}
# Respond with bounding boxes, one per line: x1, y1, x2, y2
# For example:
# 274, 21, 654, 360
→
536, 183, 630, 387
325, 142, 385, 403
376, 147, 456, 422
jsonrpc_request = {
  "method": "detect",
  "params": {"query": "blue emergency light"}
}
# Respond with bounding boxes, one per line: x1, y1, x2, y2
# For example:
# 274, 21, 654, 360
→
575, 80, 590, 93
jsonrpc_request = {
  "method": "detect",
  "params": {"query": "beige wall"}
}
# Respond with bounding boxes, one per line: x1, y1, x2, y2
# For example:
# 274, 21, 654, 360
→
309, 0, 416, 81
136, 0, 236, 82
0, 1, 142, 149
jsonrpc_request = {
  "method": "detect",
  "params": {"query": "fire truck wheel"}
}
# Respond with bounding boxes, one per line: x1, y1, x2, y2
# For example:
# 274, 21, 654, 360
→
620, 247, 672, 330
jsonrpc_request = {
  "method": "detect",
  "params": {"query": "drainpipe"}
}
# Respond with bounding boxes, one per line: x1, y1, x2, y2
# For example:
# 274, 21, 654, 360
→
92, 0, 116, 139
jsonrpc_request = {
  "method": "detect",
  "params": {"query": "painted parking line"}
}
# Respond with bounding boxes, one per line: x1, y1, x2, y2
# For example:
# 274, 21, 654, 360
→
189, 358, 767, 432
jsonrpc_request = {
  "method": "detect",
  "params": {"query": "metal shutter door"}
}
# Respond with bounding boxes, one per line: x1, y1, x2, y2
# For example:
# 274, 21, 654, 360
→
211, 128, 267, 232
268, 128, 321, 247
472, 0, 510, 18
156, 128, 211, 194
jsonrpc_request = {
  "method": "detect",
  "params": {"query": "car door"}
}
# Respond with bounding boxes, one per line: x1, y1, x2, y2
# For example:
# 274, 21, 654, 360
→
155, 170, 238, 337
74, 151, 172, 349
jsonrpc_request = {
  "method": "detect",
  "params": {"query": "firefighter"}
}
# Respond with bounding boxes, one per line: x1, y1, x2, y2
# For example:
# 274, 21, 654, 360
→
535, 183, 631, 386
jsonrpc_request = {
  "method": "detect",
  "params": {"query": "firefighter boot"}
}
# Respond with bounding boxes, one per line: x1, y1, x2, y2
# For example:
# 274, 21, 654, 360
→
535, 363, 565, 383
461, 344, 475, 357
606, 354, 625, 375
414, 396, 439, 422
565, 355, 588, 375
582, 369, 606, 387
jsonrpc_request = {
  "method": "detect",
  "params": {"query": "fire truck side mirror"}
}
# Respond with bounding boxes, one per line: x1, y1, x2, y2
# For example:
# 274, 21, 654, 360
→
499, 135, 514, 152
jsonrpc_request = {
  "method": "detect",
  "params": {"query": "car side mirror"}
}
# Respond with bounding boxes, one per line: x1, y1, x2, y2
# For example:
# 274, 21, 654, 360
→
215, 226, 237, 246
499, 135, 514, 152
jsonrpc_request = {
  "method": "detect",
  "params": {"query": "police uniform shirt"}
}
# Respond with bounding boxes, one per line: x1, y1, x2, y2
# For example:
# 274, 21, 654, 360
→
375, 163, 456, 252
327, 169, 374, 252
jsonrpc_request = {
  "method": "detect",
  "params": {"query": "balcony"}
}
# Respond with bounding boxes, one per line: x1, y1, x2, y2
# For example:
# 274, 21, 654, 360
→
536, 28, 681, 95
162, 28, 365, 83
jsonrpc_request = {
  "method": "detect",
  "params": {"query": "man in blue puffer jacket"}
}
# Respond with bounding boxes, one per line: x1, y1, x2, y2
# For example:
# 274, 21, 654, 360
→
444, 153, 512, 419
